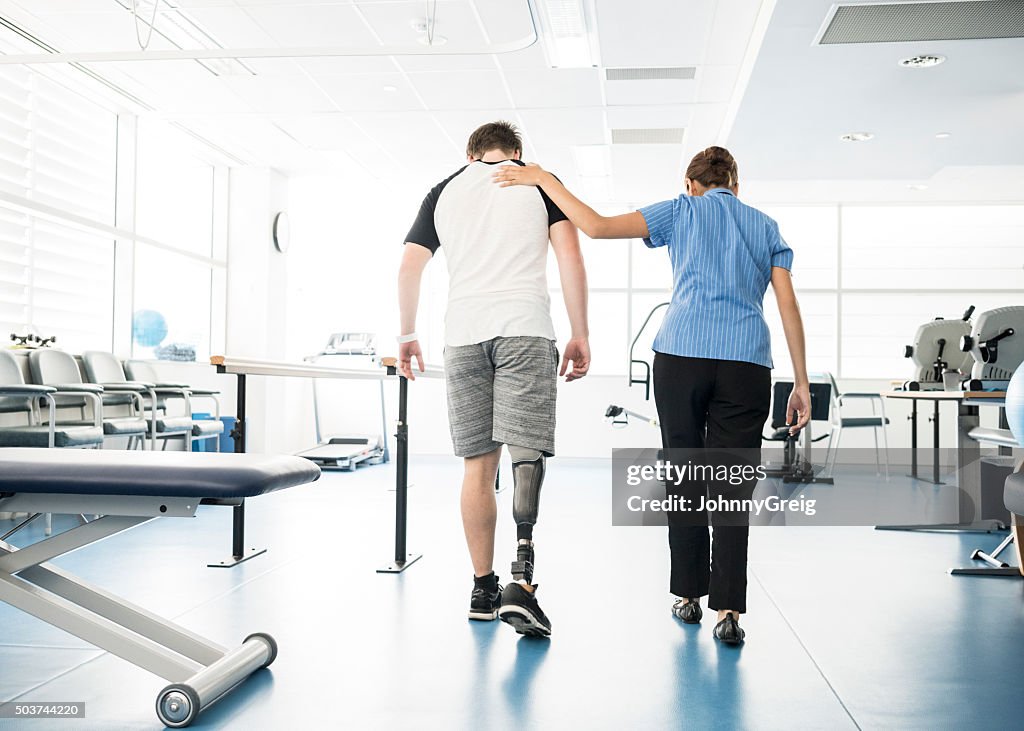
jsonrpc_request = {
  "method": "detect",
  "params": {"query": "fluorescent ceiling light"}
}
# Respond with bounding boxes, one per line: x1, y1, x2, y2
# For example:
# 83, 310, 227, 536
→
572, 145, 611, 177
537, 0, 599, 68
935, 132, 952, 139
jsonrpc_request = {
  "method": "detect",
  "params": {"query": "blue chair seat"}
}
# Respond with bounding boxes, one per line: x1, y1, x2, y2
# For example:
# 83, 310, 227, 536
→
841, 417, 890, 428
0, 425, 104, 448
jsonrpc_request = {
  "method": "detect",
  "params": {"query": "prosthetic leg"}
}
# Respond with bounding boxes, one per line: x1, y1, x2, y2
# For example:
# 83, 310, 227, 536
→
498, 445, 552, 636
509, 445, 545, 584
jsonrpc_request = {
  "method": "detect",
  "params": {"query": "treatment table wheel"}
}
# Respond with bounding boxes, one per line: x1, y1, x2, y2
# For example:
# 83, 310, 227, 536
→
156, 684, 200, 728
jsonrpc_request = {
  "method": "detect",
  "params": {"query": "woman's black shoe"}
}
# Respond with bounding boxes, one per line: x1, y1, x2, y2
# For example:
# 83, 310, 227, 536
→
713, 614, 745, 645
672, 598, 702, 624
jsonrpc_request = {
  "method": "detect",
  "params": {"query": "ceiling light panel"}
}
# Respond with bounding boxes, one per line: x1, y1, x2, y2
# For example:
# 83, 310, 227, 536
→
537, 0, 600, 68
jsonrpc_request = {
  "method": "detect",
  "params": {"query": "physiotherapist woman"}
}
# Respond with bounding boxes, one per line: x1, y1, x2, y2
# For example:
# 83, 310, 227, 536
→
494, 146, 811, 645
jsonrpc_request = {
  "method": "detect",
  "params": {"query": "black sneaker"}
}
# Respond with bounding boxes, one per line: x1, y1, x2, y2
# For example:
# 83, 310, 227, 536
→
469, 575, 502, 621
498, 583, 551, 637
713, 613, 745, 645
672, 598, 702, 624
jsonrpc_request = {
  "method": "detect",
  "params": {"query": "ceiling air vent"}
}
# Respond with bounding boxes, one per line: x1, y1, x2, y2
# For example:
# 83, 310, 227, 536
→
605, 67, 696, 81
816, 1, 1024, 44
611, 128, 685, 145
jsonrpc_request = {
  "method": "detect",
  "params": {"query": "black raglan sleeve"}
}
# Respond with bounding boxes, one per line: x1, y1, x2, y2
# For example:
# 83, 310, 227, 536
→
405, 166, 467, 254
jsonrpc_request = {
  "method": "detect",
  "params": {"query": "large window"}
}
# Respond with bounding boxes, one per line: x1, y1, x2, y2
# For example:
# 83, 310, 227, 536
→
536, 202, 1023, 380
0, 65, 117, 353
131, 119, 223, 361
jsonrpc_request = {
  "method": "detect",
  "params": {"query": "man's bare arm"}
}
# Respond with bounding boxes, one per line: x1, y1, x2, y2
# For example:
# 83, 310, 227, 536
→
549, 219, 591, 381
397, 244, 432, 379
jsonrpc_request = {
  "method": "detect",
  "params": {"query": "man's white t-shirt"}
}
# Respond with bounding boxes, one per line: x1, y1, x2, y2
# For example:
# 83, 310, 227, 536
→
405, 160, 569, 346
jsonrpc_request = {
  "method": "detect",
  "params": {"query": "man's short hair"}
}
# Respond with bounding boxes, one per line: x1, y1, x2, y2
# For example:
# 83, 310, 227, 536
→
466, 121, 522, 159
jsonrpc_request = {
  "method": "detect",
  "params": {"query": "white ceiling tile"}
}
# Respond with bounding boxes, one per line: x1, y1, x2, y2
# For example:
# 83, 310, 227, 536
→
177, 6, 278, 47
219, 74, 337, 113
396, 54, 497, 73
31, 10, 182, 52
595, 0, 715, 68
107, 60, 256, 114
502, 68, 602, 109
296, 57, 398, 75
516, 108, 607, 146
241, 4, 378, 47
348, 111, 461, 165
605, 105, 693, 130
604, 79, 698, 106
703, 0, 765, 66
696, 66, 739, 104
356, 0, 487, 47
311, 73, 423, 112
496, 43, 549, 70
407, 69, 512, 110
474, 0, 539, 45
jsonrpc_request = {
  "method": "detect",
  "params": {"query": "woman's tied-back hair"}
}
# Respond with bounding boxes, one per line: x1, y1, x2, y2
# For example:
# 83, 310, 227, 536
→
466, 121, 522, 159
685, 146, 738, 189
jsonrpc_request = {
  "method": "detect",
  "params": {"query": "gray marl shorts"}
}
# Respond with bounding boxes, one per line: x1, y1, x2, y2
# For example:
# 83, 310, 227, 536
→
443, 336, 558, 459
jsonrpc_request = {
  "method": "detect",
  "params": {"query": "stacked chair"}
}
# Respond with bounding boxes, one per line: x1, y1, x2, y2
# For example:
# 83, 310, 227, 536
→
2, 347, 224, 533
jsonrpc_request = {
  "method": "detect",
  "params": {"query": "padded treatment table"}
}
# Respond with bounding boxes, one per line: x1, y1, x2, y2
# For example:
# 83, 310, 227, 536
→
0, 448, 320, 728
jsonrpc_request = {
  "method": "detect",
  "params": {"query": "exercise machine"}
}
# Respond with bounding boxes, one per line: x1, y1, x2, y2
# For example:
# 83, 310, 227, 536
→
605, 404, 659, 428
903, 306, 974, 390
762, 381, 835, 485
960, 306, 1024, 391
297, 333, 389, 471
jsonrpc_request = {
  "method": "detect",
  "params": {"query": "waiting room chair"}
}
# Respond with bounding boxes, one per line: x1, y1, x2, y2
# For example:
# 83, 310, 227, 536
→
27, 349, 150, 450
123, 359, 223, 451
0, 350, 103, 449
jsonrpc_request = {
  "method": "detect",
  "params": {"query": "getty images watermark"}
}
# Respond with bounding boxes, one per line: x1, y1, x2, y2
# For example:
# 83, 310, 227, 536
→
624, 460, 817, 517
609, 447, 997, 527
614, 449, 817, 527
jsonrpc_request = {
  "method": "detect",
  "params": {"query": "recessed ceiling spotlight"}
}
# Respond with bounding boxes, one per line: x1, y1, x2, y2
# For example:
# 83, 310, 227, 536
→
899, 54, 946, 68
382, 85, 398, 92
935, 132, 952, 139
839, 131, 874, 142
907, 184, 929, 191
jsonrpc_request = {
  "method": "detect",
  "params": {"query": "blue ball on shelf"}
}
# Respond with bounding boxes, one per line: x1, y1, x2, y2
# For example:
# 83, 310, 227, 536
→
132, 309, 168, 348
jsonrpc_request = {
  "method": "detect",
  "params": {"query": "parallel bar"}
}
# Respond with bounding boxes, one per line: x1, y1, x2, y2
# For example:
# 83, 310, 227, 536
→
212, 355, 443, 381
933, 400, 941, 485
209, 372, 266, 568
377, 365, 422, 573
909, 399, 918, 478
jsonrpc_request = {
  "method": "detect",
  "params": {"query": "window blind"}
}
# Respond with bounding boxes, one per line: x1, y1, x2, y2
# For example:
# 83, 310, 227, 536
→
0, 65, 116, 351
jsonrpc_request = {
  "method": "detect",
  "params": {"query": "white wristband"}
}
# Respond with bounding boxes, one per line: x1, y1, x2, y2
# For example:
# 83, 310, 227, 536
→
396, 332, 418, 344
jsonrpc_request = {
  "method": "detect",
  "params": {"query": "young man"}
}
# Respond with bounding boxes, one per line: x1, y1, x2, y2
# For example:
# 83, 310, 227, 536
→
397, 121, 590, 637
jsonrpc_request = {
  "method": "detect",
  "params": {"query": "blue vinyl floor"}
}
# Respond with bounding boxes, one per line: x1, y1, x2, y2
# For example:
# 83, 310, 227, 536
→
0, 457, 1022, 730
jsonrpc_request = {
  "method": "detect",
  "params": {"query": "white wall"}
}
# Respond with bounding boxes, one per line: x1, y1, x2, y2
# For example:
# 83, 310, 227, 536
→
220, 169, 1019, 454
223, 167, 290, 454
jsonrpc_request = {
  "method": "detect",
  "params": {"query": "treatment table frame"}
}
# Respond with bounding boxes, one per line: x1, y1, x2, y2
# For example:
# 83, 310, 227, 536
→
0, 448, 319, 727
